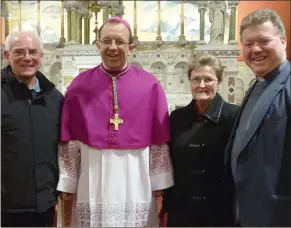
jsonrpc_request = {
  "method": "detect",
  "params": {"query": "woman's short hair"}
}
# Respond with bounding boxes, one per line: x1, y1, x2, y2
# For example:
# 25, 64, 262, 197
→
187, 54, 224, 82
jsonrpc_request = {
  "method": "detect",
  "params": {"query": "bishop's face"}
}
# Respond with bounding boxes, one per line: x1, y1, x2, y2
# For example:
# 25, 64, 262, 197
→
97, 22, 135, 71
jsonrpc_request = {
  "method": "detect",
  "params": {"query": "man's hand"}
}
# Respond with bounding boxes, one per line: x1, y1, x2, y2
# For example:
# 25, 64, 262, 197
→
152, 190, 163, 197
60, 192, 75, 201
158, 207, 168, 227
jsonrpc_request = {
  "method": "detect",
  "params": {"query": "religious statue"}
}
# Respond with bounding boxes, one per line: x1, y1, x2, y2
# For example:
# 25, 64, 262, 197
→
208, 1, 227, 44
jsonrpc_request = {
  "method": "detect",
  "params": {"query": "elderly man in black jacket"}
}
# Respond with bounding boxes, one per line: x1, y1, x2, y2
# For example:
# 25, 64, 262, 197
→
1, 31, 63, 227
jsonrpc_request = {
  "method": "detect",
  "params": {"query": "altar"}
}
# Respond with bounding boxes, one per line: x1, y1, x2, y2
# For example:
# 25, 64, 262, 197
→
44, 41, 240, 112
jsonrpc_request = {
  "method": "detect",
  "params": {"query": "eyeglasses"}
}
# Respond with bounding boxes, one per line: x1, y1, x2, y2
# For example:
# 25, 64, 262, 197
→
12, 49, 41, 58
190, 78, 217, 86
99, 39, 129, 47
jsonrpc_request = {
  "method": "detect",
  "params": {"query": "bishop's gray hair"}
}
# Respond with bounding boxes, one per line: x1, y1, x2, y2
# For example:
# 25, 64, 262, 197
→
240, 8, 286, 38
4, 31, 44, 52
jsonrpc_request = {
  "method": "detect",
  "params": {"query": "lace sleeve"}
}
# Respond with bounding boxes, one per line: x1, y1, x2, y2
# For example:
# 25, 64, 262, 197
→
57, 141, 80, 193
149, 144, 174, 191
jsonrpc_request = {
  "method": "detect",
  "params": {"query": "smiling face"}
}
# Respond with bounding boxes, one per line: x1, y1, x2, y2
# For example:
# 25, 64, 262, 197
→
96, 21, 135, 70
4, 32, 43, 78
189, 65, 220, 102
241, 21, 286, 77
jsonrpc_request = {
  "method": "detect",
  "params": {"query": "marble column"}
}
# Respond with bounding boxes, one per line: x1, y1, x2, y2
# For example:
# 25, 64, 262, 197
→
18, 0, 22, 31
70, 8, 78, 43
83, 14, 90, 44
78, 13, 82, 44
103, 7, 109, 23
119, 0, 124, 17
228, 1, 238, 44
156, 0, 162, 41
67, 9, 71, 41
133, 0, 138, 41
110, 7, 116, 17
179, 0, 186, 41
37, 0, 41, 36
59, 0, 66, 47
87, 15, 91, 44
5, 19, 9, 38
198, 2, 207, 44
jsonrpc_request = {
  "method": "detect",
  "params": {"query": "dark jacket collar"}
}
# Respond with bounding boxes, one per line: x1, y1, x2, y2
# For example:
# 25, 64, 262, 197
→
186, 93, 225, 124
1, 65, 55, 92
261, 59, 289, 83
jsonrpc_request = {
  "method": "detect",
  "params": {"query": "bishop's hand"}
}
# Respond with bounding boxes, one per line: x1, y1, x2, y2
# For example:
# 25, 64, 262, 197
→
60, 192, 75, 201
152, 190, 163, 197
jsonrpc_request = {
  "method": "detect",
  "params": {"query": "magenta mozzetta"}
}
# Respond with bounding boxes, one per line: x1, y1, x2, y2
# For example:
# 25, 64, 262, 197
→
60, 64, 170, 149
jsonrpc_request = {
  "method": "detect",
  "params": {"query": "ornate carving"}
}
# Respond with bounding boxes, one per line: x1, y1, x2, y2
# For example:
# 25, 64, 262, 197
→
44, 40, 242, 104
228, 1, 239, 7
150, 61, 167, 88
64, 1, 83, 12
193, 49, 240, 57
167, 52, 176, 64
198, 1, 208, 10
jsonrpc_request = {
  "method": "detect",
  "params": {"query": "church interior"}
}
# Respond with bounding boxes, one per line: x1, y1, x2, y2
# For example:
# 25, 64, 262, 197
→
1, 0, 290, 226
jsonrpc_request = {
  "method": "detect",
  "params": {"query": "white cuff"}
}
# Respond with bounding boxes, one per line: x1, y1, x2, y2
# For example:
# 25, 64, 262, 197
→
151, 171, 174, 191
57, 174, 78, 193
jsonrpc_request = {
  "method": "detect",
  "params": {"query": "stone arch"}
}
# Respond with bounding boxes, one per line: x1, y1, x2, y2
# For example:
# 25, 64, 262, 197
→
49, 62, 62, 90
170, 61, 189, 93
129, 50, 142, 64
173, 49, 189, 65
148, 51, 167, 67
150, 61, 167, 89
131, 61, 143, 69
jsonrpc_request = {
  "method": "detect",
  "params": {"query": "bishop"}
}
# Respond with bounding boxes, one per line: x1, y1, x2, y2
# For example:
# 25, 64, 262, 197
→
57, 17, 174, 227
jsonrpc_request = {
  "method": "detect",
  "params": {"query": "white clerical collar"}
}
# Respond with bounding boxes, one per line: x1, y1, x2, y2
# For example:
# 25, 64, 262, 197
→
103, 62, 128, 71
257, 77, 266, 82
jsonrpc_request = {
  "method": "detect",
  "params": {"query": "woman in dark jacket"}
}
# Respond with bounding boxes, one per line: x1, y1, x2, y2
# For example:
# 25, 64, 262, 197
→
160, 54, 239, 227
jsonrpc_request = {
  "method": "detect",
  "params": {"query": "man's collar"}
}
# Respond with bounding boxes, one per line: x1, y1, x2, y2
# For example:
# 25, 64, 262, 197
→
30, 77, 41, 92
7, 65, 41, 92
2, 65, 55, 92
256, 59, 288, 81
102, 62, 128, 71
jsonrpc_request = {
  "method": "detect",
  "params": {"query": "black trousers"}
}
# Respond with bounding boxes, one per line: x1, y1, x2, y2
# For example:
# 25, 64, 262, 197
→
1, 206, 55, 227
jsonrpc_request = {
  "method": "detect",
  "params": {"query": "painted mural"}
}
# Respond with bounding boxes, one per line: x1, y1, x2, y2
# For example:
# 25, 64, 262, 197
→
123, 1, 211, 42
7, 1, 211, 43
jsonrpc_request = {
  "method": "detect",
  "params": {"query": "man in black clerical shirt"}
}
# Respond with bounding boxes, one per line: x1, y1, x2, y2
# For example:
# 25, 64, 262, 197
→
225, 8, 291, 227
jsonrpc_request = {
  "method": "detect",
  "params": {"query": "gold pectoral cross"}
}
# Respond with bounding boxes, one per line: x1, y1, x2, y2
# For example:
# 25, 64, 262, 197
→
110, 113, 123, 131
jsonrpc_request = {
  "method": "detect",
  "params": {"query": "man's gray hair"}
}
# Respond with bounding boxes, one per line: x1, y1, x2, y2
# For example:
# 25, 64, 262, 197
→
4, 31, 44, 52
240, 8, 286, 38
